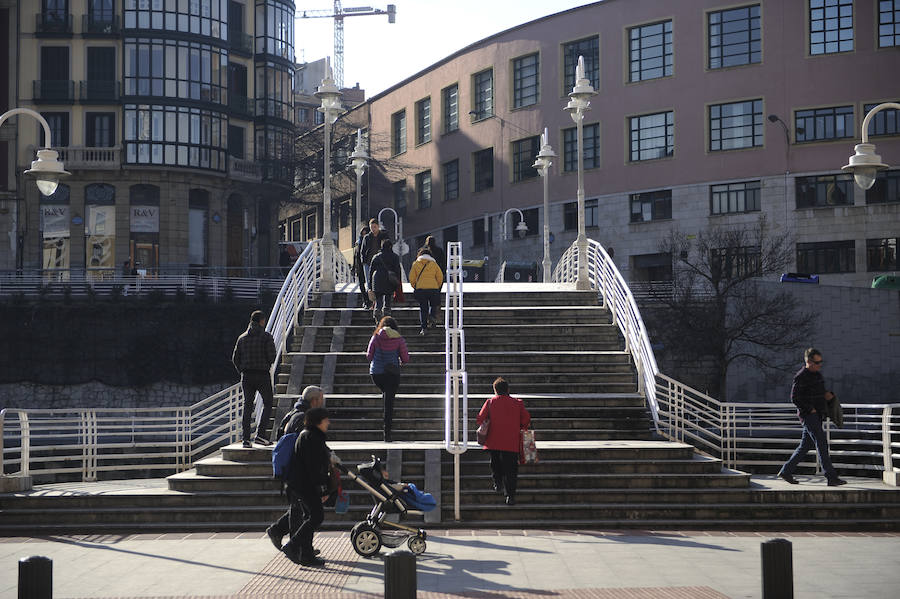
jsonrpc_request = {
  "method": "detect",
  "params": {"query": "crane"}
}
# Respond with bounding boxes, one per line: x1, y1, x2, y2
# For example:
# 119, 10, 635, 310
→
296, 2, 397, 89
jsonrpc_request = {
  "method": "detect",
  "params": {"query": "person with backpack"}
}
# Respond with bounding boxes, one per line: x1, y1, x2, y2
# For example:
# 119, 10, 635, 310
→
409, 247, 444, 335
368, 238, 402, 324
280, 407, 333, 567
366, 316, 409, 442
267, 386, 325, 551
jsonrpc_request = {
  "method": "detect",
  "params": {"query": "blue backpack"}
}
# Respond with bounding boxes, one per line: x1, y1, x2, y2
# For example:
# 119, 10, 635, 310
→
272, 432, 298, 480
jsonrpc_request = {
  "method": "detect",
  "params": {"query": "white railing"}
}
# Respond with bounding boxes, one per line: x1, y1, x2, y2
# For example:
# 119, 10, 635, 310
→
1, 240, 352, 482
443, 242, 468, 521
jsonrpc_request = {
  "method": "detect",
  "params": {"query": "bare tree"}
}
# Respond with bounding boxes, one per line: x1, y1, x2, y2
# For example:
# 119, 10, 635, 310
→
654, 215, 815, 399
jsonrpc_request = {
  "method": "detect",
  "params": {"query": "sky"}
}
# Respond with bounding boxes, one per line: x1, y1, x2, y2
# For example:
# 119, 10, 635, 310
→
294, 0, 599, 96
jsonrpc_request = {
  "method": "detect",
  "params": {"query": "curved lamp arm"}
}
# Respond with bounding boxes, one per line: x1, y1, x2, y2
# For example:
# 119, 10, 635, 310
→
860, 102, 900, 143
0, 108, 53, 147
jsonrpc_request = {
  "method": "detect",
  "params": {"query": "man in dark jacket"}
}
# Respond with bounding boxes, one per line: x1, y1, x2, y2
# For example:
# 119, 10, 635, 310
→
368, 238, 402, 323
281, 407, 332, 567
777, 348, 847, 486
232, 310, 277, 448
352, 225, 371, 309
361, 218, 390, 281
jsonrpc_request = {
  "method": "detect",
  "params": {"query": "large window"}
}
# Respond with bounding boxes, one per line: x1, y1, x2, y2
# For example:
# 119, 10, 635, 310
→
867, 238, 898, 271
86, 112, 115, 147
512, 136, 540, 182
255, 62, 292, 121
709, 99, 762, 151
442, 84, 458, 133
710, 180, 761, 214
254, 0, 294, 60
391, 109, 406, 155
125, 39, 228, 105
129, 184, 160, 271
443, 159, 459, 202
629, 111, 674, 162
472, 216, 493, 247
809, 0, 853, 55
124, 0, 228, 38
708, 5, 761, 69
39, 112, 69, 147
563, 36, 599, 91
125, 104, 227, 171
416, 97, 431, 145
797, 240, 855, 273
563, 123, 600, 172
40, 184, 71, 273
416, 170, 432, 210
630, 189, 672, 222
513, 53, 539, 108
393, 180, 406, 217
866, 170, 900, 204
879, 1, 900, 47
564, 198, 599, 231
473, 148, 493, 192
255, 123, 292, 181
711, 246, 760, 279
795, 105, 854, 142
864, 102, 900, 137
629, 20, 673, 82
796, 174, 853, 208
85, 183, 115, 271
472, 69, 493, 120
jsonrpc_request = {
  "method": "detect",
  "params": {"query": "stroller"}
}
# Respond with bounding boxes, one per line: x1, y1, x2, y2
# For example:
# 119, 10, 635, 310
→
337, 455, 433, 557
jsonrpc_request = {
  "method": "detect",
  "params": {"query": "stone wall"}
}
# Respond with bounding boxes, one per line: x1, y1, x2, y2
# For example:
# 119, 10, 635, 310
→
0, 381, 228, 410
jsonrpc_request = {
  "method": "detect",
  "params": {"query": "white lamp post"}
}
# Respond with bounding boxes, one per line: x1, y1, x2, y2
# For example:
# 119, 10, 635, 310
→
349, 128, 369, 238
315, 58, 343, 292
532, 127, 556, 282
0, 108, 70, 195
564, 55, 596, 290
499, 207, 527, 278
842, 102, 899, 190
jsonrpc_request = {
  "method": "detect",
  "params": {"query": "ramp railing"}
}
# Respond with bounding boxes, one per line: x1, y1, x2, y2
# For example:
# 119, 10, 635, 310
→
443, 242, 469, 520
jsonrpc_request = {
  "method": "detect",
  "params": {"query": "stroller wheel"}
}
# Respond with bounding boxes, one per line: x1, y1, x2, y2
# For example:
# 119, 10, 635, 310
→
407, 535, 426, 555
352, 524, 382, 557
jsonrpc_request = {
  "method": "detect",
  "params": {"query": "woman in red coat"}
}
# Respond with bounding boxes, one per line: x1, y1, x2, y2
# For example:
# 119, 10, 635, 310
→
476, 377, 531, 505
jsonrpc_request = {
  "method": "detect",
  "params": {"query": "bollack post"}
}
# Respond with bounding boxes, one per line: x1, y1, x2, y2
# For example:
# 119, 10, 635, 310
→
384, 549, 416, 599
19, 555, 52, 599
761, 538, 793, 599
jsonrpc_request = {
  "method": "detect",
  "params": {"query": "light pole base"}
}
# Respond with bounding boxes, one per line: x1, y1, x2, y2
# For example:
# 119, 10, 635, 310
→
575, 278, 591, 290
319, 240, 335, 292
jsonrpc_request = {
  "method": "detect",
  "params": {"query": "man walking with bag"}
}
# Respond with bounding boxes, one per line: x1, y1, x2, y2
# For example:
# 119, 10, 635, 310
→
232, 310, 276, 448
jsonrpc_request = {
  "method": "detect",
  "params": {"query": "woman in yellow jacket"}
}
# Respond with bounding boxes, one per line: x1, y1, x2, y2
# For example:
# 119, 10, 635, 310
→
409, 247, 444, 335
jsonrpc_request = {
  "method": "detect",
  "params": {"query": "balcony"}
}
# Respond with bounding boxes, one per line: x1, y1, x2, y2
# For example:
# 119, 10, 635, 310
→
228, 156, 262, 182
79, 80, 122, 103
228, 94, 254, 118
82, 14, 121, 36
35, 12, 73, 35
33, 80, 75, 103
40, 146, 121, 170
229, 32, 253, 56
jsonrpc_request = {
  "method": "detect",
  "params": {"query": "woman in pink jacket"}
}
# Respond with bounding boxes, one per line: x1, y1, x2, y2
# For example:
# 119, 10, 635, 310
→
366, 316, 410, 442
476, 377, 531, 505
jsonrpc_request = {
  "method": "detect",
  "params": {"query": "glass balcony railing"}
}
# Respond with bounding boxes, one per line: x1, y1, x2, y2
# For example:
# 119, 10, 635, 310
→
230, 32, 253, 55
82, 14, 121, 35
80, 80, 122, 102
36, 12, 73, 34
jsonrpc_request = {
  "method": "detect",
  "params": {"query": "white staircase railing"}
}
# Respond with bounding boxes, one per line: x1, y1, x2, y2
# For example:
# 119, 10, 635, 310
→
1, 240, 352, 482
443, 242, 468, 521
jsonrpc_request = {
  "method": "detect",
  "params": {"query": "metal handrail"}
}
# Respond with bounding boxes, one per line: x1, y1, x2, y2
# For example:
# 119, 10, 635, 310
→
443, 242, 468, 521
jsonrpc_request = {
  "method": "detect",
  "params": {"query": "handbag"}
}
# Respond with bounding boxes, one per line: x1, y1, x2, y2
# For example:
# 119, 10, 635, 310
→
334, 488, 350, 514
520, 429, 538, 464
476, 400, 490, 445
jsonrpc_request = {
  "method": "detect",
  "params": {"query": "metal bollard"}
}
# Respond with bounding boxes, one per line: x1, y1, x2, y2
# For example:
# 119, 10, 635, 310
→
19, 555, 52, 599
384, 549, 416, 599
761, 538, 793, 599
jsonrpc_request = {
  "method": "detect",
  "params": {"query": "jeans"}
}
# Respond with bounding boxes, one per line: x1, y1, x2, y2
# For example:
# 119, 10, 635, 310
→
241, 370, 273, 442
371, 372, 400, 436
373, 292, 393, 321
780, 412, 838, 479
490, 450, 519, 498
284, 488, 324, 558
356, 266, 369, 307
413, 288, 441, 330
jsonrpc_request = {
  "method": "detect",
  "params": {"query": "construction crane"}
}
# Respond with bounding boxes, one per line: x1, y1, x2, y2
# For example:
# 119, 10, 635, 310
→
296, 2, 397, 89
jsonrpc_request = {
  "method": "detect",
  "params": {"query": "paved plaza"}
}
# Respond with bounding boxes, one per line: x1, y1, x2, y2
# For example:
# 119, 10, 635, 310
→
2, 528, 899, 599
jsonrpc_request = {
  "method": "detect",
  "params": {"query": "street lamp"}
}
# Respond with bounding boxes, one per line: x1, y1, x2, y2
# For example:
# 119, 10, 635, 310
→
314, 57, 343, 291
349, 128, 369, 239
842, 102, 899, 190
0, 108, 70, 195
377, 206, 408, 256
532, 127, 556, 282
564, 55, 596, 290
499, 207, 527, 278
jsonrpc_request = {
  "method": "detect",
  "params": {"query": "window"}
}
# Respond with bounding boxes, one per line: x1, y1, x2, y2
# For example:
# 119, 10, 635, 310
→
40, 183, 71, 271
227, 124, 244, 158
442, 84, 458, 133
391, 110, 406, 155
39, 46, 71, 101
796, 240, 855, 273
629, 111, 673, 161
416, 97, 431, 145
442, 225, 459, 247
416, 171, 432, 210
795, 105, 854, 142
867, 238, 898, 271
630, 189, 672, 222
710, 246, 761, 279
563, 36, 599, 91
255, 62, 293, 121
563, 123, 600, 171
796, 174, 853, 208
709, 99, 763, 151
629, 20, 673, 82
129, 184, 160, 271
124, 104, 228, 171
632, 253, 673, 282
512, 136, 540, 182
473, 216, 493, 246
866, 169, 900, 204
85, 47, 117, 101
84, 183, 115, 270
473, 148, 493, 192
304, 212, 316, 241
522, 208, 539, 238
393, 180, 407, 217
255, 0, 294, 59
708, 5, 761, 69
443, 159, 459, 201
710, 181, 761, 214
472, 69, 493, 120
879, 1, 900, 47
864, 102, 900, 137
125, 39, 229, 105
563, 198, 599, 231
513, 53, 539, 108
338, 200, 351, 229
188, 189, 209, 266
86, 113, 115, 147
125, 0, 229, 38
810, 0, 853, 55
40, 112, 69, 147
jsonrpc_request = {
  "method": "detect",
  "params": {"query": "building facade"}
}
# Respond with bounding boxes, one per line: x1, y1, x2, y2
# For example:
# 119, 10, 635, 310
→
0, 0, 299, 277
310, 0, 899, 286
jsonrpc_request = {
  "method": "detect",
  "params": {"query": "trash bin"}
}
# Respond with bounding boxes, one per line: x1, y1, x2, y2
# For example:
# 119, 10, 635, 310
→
461, 259, 486, 282
872, 274, 900, 289
504, 261, 538, 282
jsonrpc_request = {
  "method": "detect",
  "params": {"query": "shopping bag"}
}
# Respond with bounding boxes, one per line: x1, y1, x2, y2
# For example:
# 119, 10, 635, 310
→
334, 488, 350, 514
520, 429, 538, 464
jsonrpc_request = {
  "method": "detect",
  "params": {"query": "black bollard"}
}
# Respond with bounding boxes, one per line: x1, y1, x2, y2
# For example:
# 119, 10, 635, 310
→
19, 555, 52, 599
761, 538, 793, 599
384, 549, 416, 599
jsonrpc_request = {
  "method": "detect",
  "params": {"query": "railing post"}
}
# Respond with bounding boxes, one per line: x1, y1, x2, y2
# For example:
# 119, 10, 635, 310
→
883, 406, 899, 486
81, 410, 98, 482
20, 412, 30, 477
